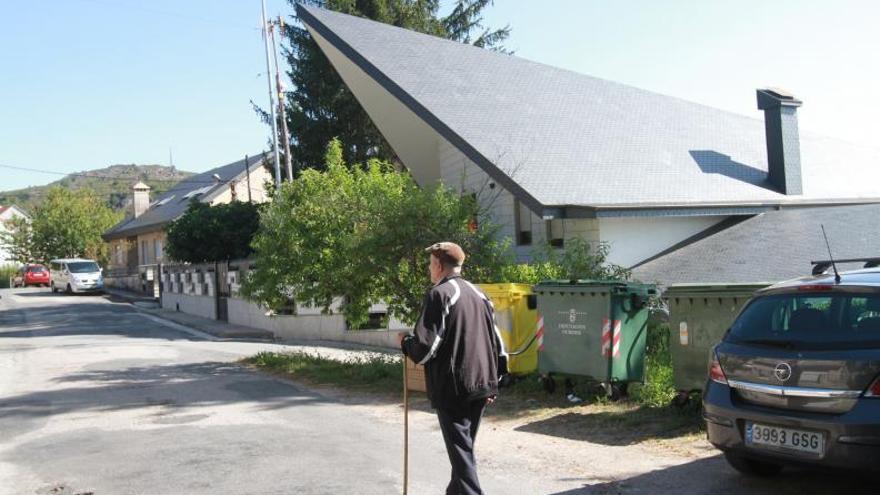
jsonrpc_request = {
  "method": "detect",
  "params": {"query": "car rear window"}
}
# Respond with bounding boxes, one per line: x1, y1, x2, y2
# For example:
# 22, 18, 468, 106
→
67, 261, 100, 273
727, 292, 880, 350
28, 266, 46, 273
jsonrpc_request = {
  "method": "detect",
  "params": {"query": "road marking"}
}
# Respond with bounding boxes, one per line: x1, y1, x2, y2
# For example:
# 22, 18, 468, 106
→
135, 313, 219, 341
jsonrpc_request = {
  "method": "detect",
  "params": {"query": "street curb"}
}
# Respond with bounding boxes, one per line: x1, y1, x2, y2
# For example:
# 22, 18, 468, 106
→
133, 306, 275, 342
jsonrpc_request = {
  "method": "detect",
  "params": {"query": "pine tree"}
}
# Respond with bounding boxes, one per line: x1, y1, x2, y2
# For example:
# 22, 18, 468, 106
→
279, 0, 510, 173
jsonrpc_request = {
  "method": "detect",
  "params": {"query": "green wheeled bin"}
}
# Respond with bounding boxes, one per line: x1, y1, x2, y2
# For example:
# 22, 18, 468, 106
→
534, 280, 657, 398
665, 283, 768, 401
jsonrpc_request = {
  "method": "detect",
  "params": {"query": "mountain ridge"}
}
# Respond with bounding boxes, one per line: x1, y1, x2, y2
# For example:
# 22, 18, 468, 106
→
0, 164, 195, 214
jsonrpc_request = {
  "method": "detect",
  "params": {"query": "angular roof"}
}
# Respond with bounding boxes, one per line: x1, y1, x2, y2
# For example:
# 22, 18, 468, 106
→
631, 204, 880, 285
103, 154, 268, 240
298, 4, 880, 216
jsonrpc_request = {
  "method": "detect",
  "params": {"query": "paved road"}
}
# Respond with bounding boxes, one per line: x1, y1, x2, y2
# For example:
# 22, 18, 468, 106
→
0, 288, 564, 494
1, 288, 876, 495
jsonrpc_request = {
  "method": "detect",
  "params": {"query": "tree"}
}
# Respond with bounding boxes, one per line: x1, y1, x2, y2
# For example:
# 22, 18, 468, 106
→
498, 239, 631, 285
24, 187, 122, 265
279, 0, 511, 172
165, 201, 261, 263
242, 138, 511, 327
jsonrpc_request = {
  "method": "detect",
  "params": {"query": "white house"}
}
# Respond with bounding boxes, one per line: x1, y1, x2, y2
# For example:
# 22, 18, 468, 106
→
297, 5, 880, 268
0, 205, 30, 265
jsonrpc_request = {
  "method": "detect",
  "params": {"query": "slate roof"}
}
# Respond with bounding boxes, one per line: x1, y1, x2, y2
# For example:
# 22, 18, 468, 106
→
298, 4, 880, 215
631, 204, 880, 285
102, 154, 267, 240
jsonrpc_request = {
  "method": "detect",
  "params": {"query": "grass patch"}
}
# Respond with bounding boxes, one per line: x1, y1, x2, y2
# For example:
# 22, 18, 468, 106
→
630, 322, 678, 407
243, 350, 402, 394
243, 322, 704, 439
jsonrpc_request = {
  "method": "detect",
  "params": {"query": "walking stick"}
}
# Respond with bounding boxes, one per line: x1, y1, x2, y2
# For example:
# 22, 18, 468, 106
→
403, 357, 409, 495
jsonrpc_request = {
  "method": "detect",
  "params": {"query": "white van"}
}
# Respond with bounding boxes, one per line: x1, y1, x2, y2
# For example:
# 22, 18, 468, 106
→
49, 258, 105, 294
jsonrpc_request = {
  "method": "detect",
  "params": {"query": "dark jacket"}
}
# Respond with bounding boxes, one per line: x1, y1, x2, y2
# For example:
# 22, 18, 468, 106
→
402, 275, 508, 409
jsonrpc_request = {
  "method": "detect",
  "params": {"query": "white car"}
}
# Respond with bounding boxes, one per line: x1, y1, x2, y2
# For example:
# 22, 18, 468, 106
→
49, 258, 105, 294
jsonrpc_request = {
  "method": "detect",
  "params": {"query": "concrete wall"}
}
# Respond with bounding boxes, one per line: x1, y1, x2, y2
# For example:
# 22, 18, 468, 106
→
599, 215, 728, 267
160, 263, 401, 349
105, 274, 142, 292
226, 297, 400, 349
161, 291, 218, 321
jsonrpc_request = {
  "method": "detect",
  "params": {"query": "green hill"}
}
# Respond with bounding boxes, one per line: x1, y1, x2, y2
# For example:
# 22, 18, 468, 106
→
0, 164, 195, 214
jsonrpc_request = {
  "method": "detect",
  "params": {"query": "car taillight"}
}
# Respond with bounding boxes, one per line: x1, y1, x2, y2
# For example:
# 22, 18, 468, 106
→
797, 284, 834, 292
709, 352, 728, 385
865, 376, 880, 398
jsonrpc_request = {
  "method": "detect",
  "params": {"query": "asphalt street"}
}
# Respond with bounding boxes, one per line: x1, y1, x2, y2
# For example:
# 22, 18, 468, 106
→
0, 288, 562, 494
1, 287, 877, 495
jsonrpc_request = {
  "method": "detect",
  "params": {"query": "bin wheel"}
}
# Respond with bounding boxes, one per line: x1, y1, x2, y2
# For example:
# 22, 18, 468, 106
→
540, 376, 556, 394
608, 383, 627, 401
672, 390, 691, 408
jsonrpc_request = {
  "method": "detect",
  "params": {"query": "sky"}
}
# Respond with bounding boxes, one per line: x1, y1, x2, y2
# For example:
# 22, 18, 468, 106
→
1, 0, 878, 192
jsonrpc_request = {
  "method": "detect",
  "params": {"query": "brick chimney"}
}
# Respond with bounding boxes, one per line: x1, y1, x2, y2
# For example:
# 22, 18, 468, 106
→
756, 88, 803, 195
132, 181, 151, 218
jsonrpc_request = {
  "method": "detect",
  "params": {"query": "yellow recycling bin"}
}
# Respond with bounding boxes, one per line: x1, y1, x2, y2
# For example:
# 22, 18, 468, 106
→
478, 283, 539, 375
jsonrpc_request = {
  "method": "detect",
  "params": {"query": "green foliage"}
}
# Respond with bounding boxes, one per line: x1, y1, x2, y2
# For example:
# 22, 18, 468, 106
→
496, 239, 631, 285
244, 351, 401, 393
282, 0, 511, 172
0, 265, 17, 288
13, 187, 122, 266
242, 139, 510, 327
629, 323, 678, 407
165, 201, 261, 263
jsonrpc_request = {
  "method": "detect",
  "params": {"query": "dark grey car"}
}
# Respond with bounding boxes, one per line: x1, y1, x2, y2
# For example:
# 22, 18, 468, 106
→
703, 268, 880, 476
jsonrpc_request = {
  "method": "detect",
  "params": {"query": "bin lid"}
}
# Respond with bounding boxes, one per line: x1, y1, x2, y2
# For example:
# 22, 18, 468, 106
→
534, 279, 656, 295
477, 283, 533, 297
664, 283, 770, 297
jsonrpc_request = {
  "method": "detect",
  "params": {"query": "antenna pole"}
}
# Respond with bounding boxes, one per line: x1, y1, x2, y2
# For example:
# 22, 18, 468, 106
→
821, 224, 841, 284
261, 0, 282, 191
271, 16, 294, 182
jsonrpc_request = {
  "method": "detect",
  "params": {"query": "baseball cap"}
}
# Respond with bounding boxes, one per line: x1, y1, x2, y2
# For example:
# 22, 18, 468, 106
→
425, 241, 466, 266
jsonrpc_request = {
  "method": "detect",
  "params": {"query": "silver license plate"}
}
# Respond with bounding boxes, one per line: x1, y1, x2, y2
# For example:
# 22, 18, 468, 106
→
746, 422, 824, 456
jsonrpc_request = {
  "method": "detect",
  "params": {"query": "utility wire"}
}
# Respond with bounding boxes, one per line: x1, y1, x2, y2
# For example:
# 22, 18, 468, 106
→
0, 163, 267, 185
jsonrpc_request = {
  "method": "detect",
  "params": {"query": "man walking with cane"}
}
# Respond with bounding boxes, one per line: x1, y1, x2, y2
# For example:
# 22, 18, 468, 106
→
399, 242, 508, 495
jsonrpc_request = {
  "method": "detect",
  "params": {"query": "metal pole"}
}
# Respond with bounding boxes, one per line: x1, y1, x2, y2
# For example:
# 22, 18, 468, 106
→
261, 0, 282, 191
403, 358, 409, 495
244, 155, 252, 203
271, 16, 294, 182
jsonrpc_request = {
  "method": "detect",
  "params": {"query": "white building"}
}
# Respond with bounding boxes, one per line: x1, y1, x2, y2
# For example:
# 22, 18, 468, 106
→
298, 5, 880, 268
0, 205, 30, 265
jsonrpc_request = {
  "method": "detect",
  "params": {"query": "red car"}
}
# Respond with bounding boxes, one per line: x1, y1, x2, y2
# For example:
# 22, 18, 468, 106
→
12, 264, 50, 288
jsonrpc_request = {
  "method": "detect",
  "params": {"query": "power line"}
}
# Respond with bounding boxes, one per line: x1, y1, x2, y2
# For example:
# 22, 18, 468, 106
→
0, 163, 267, 185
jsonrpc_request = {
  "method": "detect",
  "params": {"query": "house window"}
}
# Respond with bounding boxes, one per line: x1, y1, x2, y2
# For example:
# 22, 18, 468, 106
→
546, 219, 564, 248
140, 241, 147, 264
154, 239, 163, 261
514, 199, 532, 246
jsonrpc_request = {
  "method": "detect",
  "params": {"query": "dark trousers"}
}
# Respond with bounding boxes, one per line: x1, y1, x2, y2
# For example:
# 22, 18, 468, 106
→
436, 398, 488, 495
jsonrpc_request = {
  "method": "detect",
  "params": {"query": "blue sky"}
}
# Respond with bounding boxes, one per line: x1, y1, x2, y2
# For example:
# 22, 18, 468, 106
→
1, 0, 878, 192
